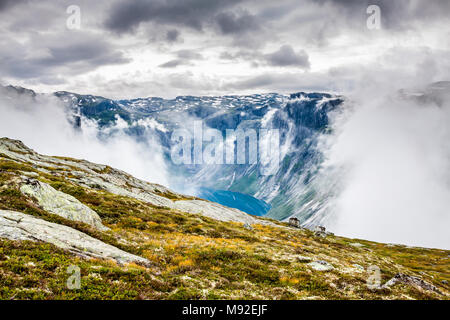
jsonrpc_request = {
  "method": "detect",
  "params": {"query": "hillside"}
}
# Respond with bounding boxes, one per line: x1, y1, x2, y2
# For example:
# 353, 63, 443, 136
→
0, 137, 448, 300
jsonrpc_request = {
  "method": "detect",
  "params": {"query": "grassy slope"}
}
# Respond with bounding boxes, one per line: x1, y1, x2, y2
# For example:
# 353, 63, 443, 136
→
0, 157, 449, 300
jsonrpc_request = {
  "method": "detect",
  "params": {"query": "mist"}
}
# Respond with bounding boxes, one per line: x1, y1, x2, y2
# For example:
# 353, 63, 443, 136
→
320, 83, 450, 249
2, 79, 450, 250
0, 90, 169, 186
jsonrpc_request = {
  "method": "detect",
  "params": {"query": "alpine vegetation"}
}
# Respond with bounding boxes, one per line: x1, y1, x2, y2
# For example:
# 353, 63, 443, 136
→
0, 137, 448, 300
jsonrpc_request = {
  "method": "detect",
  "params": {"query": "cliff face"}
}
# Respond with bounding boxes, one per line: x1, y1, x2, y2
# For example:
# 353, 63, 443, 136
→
0, 137, 448, 300
0, 85, 345, 223
52, 89, 344, 222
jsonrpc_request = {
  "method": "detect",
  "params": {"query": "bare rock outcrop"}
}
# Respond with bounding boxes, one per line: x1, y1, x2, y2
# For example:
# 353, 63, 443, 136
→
0, 210, 148, 264
308, 260, 334, 271
20, 179, 108, 231
173, 200, 259, 224
382, 273, 442, 295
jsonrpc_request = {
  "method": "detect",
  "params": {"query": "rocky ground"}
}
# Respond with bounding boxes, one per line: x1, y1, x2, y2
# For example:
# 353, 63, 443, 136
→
0, 137, 448, 300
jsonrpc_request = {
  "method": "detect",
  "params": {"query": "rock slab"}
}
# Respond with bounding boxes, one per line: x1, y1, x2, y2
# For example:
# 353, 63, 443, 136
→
0, 210, 148, 264
308, 260, 334, 271
20, 179, 108, 231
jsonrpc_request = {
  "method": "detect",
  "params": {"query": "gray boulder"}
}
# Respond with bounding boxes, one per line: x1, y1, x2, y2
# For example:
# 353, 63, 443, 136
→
0, 210, 148, 264
382, 273, 442, 294
243, 223, 254, 230
313, 225, 333, 237
297, 255, 313, 263
20, 179, 108, 231
308, 260, 334, 271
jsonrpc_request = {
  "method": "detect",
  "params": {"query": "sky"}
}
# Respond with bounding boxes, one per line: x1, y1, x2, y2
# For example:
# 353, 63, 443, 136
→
0, 0, 449, 99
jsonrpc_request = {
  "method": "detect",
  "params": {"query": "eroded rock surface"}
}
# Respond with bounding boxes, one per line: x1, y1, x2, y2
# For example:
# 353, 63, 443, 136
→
173, 200, 259, 224
297, 255, 313, 263
382, 273, 442, 295
0, 210, 148, 264
308, 260, 334, 271
20, 179, 108, 231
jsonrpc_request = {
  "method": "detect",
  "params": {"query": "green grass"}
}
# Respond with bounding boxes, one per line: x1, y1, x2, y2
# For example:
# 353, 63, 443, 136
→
0, 153, 449, 300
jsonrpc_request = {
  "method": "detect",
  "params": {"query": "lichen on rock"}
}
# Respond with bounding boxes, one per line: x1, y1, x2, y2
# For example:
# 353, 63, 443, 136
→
308, 260, 334, 271
20, 179, 108, 231
0, 210, 147, 264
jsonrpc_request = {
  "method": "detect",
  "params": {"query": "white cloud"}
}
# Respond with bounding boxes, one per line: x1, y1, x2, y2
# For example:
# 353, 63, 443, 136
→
318, 79, 450, 249
0, 0, 448, 97
0, 90, 169, 186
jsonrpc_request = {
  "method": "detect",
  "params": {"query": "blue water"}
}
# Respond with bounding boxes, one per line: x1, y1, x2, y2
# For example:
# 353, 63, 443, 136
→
196, 187, 271, 216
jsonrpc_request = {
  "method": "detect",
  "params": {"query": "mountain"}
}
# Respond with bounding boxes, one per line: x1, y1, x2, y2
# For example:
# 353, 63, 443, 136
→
50, 88, 344, 225
0, 137, 448, 299
3, 83, 449, 231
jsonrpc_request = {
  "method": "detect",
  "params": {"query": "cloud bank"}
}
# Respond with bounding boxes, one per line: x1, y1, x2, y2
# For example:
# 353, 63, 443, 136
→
319, 82, 450, 249
0, 0, 448, 98
0, 88, 169, 186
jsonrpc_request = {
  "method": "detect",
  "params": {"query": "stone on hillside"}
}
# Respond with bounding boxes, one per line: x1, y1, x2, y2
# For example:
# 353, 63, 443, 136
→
173, 200, 258, 224
314, 226, 326, 232
20, 171, 39, 178
314, 227, 327, 237
297, 255, 313, 263
0, 210, 148, 264
308, 260, 334, 271
353, 264, 365, 271
382, 273, 442, 294
20, 179, 108, 231
71, 175, 174, 208
313, 225, 333, 237
289, 217, 301, 228
243, 223, 253, 230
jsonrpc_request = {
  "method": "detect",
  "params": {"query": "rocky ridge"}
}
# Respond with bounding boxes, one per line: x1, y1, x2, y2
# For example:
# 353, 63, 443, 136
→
0, 138, 271, 226
0, 137, 274, 264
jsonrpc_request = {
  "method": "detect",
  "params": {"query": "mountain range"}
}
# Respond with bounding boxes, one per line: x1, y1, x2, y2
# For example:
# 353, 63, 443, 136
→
2, 82, 450, 229
1, 85, 346, 227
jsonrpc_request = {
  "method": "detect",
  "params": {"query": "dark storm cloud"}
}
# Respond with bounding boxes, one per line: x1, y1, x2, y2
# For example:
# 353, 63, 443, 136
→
220, 45, 310, 69
166, 29, 180, 42
158, 49, 203, 68
223, 72, 333, 93
100, 0, 450, 43
0, 33, 129, 79
43, 42, 127, 67
0, 0, 449, 97
265, 45, 310, 68
175, 49, 203, 60
0, 0, 25, 11
104, 0, 243, 33
215, 10, 260, 35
